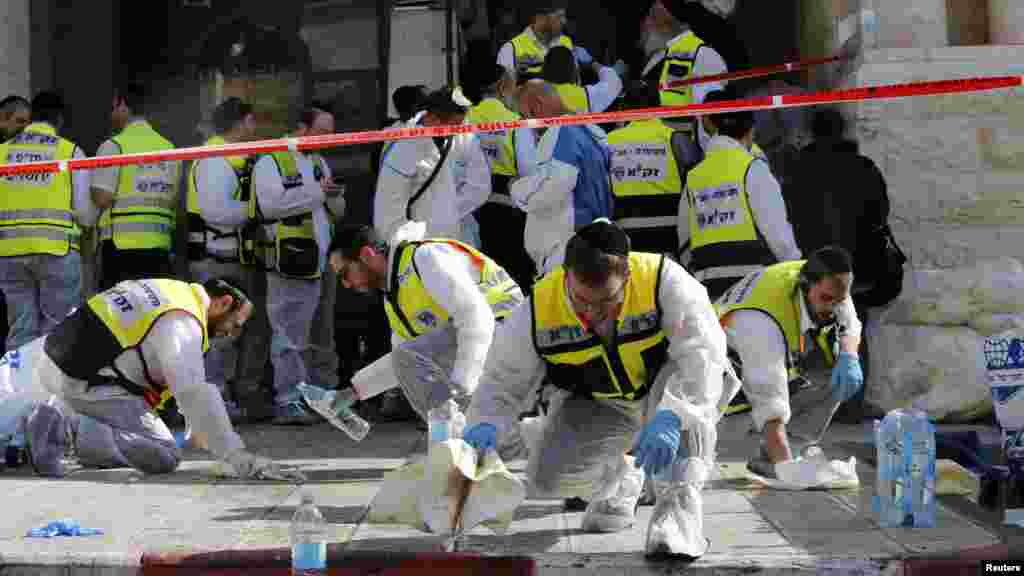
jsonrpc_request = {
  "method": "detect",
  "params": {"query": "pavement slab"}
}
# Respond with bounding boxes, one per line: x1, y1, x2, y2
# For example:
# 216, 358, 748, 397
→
0, 418, 1014, 575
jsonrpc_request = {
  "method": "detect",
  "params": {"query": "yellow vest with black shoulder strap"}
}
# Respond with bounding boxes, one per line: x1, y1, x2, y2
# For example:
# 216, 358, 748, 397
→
467, 97, 519, 208
609, 119, 682, 253
98, 120, 178, 251
658, 31, 706, 108
531, 252, 669, 401
682, 144, 775, 284
554, 83, 590, 114
751, 142, 767, 163
0, 122, 80, 257
85, 279, 209, 410
186, 135, 254, 261
715, 260, 836, 381
243, 150, 321, 279
384, 239, 523, 340
510, 32, 574, 83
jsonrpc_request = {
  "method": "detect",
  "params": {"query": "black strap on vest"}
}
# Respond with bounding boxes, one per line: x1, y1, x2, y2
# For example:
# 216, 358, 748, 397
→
406, 137, 453, 220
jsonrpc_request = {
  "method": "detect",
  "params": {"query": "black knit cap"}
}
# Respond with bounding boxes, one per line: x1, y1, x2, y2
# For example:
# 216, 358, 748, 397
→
572, 218, 630, 257
527, 0, 567, 16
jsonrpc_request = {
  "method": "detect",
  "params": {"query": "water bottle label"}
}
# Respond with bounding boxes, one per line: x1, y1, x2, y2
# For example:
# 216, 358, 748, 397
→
292, 542, 326, 571
429, 421, 450, 444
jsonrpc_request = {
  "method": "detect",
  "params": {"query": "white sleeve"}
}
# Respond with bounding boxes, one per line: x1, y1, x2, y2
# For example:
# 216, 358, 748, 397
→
497, 42, 516, 80
584, 65, 624, 113
692, 45, 728, 151
656, 259, 728, 421
90, 140, 121, 193
195, 158, 248, 228
514, 128, 539, 178
374, 143, 418, 240
466, 300, 545, 442
252, 155, 324, 220
834, 295, 863, 341
413, 245, 496, 393
746, 160, 802, 262
724, 309, 790, 425
141, 313, 245, 459
71, 147, 98, 227
455, 136, 492, 218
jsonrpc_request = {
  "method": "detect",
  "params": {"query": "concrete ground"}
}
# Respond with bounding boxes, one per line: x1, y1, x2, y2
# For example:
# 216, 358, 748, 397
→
0, 414, 1018, 575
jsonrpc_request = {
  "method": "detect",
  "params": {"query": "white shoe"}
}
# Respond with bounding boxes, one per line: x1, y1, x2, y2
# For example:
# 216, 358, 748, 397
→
581, 457, 645, 533
646, 483, 709, 559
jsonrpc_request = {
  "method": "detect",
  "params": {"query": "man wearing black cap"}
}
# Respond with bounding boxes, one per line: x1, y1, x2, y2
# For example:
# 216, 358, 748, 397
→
678, 86, 801, 301
464, 219, 728, 559
639, 0, 729, 150
497, 1, 574, 85
374, 87, 490, 248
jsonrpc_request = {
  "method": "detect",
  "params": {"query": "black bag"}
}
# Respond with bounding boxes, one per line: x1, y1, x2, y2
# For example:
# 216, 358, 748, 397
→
860, 223, 908, 307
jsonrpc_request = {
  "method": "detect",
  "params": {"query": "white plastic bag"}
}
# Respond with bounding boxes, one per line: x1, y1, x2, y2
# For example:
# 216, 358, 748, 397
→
0, 339, 58, 443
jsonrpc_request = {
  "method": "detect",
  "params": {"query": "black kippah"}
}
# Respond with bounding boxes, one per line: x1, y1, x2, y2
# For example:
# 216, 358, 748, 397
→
574, 219, 629, 257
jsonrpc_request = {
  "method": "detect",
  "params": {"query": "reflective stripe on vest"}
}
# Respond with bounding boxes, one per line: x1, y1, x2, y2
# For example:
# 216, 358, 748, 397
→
384, 239, 523, 340
715, 261, 836, 373
87, 278, 210, 353
98, 121, 178, 251
467, 98, 519, 178
658, 32, 705, 107
0, 123, 79, 257
187, 136, 252, 260
683, 145, 775, 283
531, 252, 668, 401
609, 119, 682, 250
554, 83, 590, 114
511, 33, 574, 82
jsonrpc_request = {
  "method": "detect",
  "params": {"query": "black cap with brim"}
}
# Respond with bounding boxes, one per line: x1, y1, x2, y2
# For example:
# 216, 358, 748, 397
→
423, 88, 469, 117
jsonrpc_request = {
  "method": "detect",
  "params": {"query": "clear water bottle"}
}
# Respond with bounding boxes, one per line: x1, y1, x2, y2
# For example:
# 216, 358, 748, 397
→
290, 492, 327, 575
874, 408, 936, 528
297, 383, 371, 442
427, 399, 465, 448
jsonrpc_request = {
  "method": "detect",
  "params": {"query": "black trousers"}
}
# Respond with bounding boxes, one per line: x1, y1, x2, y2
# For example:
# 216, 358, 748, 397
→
334, 288, 392, 388
476, 202, 536, 292
99, 241, 174, 291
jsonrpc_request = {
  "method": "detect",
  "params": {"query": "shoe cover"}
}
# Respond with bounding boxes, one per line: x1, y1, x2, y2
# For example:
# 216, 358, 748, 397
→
581, 455, 645, 533
645, 457, 710, 559
26, 404, 67, 478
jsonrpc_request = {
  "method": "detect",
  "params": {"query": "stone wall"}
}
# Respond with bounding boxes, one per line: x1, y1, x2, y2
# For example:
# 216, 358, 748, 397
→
0, 0, 31, 98
851, 47, 1024, 269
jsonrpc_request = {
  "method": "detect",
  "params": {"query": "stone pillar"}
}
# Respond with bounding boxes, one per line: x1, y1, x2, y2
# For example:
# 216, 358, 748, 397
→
989, 0, 1024, 44
865, 0, 948, 49
0, 0, 31, 97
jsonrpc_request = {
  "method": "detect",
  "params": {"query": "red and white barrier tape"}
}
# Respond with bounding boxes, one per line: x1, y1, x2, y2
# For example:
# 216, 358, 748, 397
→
659, 54, 849, 90
0, 74, 1021, 177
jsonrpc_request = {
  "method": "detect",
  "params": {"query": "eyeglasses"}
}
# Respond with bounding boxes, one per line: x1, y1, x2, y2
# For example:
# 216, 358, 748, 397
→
566, 274, 627, 315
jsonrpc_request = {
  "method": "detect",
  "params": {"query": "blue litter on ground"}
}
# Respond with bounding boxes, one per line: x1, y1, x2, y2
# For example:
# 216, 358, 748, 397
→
27, 519, 104, 538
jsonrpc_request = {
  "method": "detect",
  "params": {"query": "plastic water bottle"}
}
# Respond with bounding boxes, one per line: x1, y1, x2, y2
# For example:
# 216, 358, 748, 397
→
874, 408, 936, 528
290, 492, 327, 575
427, 399, 465, 448
297, 383, 371, 442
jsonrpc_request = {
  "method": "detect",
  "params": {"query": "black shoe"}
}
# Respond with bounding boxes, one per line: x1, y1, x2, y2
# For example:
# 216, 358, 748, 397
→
564, 497, 588, 511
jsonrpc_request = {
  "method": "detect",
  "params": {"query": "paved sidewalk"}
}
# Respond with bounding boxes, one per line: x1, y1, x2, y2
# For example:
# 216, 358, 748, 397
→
0, 417, 1011, 575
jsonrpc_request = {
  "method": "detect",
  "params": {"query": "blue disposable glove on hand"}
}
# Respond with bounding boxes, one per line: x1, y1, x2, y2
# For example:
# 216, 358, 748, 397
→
631, 410, 682, 477
573, 46, 594, 66
463, 423, 497, 454
831, 352, 864, 403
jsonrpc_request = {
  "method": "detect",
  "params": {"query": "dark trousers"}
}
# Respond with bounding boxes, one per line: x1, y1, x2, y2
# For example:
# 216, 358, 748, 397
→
99, 241, 174, 291
334, 288, 392, 388
476, 202, 536, 291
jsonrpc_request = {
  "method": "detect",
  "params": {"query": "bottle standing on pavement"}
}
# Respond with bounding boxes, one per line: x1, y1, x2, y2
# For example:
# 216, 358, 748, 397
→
290, 492, 328, 575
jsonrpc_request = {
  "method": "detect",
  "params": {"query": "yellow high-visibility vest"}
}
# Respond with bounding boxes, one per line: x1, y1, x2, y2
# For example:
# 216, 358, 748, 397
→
510, 32, 574, 83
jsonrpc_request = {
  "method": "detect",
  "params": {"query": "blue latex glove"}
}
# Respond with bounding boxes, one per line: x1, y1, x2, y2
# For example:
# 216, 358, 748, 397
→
27, 519, 104, 538
573, 46, 593, 66
831, 352, 864, 403
463, 423, 497, 454
631, 410, 682, 477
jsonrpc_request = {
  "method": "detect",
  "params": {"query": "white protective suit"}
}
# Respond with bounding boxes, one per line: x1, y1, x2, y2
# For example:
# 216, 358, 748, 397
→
24, 291, 274, 477
467, 257, 726, 551
510, 124, 608, 274
386, 222, 524, 420
374, 112, 490, 246
252, 152, 330, 407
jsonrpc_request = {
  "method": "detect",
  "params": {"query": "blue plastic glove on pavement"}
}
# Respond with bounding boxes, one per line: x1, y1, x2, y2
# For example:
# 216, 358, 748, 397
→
463, 423, 497, 454
831, 352, 864, 403
573, 46, 593, 66
631, 410, 682, 477
27, 519, 104, 538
